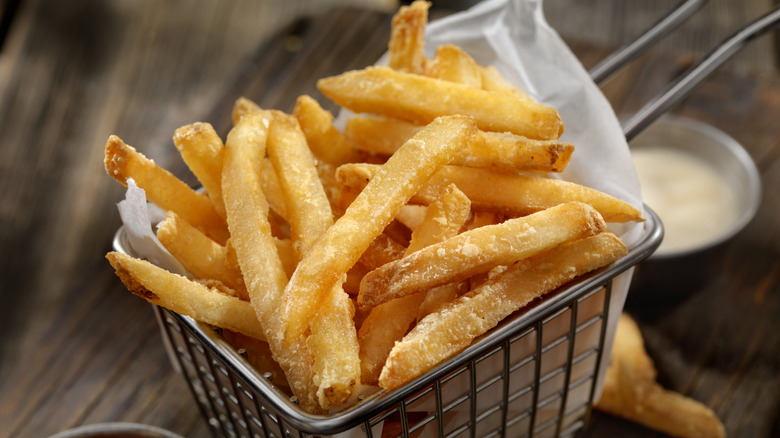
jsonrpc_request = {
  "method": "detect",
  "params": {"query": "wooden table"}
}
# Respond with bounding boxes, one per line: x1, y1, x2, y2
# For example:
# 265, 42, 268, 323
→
0, 1, 777, 437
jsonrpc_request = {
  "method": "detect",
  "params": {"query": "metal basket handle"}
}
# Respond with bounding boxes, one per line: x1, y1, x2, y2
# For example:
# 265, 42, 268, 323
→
621, 5, 780, 140
588, 0, 708, 85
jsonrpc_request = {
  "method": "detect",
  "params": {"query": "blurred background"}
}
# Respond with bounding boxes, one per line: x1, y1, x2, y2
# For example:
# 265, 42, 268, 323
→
0, 0, 777, 437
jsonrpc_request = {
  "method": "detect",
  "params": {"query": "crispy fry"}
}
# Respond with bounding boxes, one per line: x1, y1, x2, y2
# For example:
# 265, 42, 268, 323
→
267, 110, 360, 409
232, 96, 262, 125
293, 95, 361, 165
318, 66, 563, 140
358, 201, 607, 310
258, 157, 289, 222
173, 122, 226, 218
358, 293, 426, 384
479, 65, 534, 101
358, 233, 406, 270
394, 204, 428, 232
406, 184, 471, 254
222, 110, 320, 412
358, 184, 471, 384
266, 111, 334, 262
378, 232, 628, 389
344, 116, 573, 172
597, 314, 725, 438
157, 211, 247, 300
612, 313, 657, 408
104, 135, 229, 244
106, 251, 264, 341
425, 44, 482, 88
387, 0, 430, 74
308, 285, 359, 408
281, 115, 478, 344
336, 163, 643, 223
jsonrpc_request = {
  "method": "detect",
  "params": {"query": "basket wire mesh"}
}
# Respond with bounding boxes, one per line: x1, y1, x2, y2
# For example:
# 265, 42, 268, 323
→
129, 207, 662, 438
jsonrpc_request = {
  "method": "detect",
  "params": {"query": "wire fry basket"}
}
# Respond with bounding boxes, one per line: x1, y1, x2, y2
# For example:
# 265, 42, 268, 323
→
112, 207, 662, 438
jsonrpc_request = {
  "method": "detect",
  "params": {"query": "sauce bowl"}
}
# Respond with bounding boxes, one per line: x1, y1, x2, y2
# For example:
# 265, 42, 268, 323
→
627, 115, 761, 301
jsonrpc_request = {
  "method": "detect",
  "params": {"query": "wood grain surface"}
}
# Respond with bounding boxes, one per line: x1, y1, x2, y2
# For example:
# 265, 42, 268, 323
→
0, 1, 777, 437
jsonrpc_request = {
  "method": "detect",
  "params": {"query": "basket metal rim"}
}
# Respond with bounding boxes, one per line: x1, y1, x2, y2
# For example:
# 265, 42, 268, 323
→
112, 205, 663, 435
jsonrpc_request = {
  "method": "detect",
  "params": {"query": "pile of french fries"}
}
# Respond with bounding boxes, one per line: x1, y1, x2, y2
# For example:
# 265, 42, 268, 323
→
104, 1, 645, 414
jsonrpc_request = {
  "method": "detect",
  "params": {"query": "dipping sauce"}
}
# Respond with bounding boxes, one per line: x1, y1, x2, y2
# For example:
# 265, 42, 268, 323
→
631, 146, 739, 255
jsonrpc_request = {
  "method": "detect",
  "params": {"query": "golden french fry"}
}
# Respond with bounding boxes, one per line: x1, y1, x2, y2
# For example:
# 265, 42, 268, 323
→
258, 157, 289, 222
344, 115, 573, 172
266, 111, 334, 262
358, 184, 470, 384
378, 232, 628, 389
358, 201, 607, 310
406, 183, 471, 254
222, 110, 320, 413
479, 65, 534, 101
308, 285, 360, 408
416, 283, 465, 322
358, 233, 406, 270
232, 96, 262, 125
106, 251, 265, 341
596, 314, 725, 438
358, 292, 426, 385
318, 66, 563, 140
425, 44, 482, 88
336, 163, 644, 223
173, 122, 226, 218
293, 95, 361, 165
157, 211, 248, 300
267, 110, 360, 409
612, 313, 657, 408
104, 135, 229, 244
394, 204, 428, 232
387, 0, 430, 74
281, 115, 478, 344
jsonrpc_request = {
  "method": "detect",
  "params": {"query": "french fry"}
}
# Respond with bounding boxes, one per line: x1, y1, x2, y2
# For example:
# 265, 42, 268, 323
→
358, 292, 426, 384
172, 122, 226, 218
596, 314, 726, 438
378, 232, 628, 390
232, 96, 262, 125
317, 66, 563, 140
156, 211, 247, 300
281, 115, 478, 344
222, 110, 320, 412
358, 201, 607, 310
293, 95, 361, 165
308, 285, 359, 408
336, 163, 644, 223
387, 0, 430, 74
258, 157, 289, 222
479, 65, 534, 101
106, 251, 265, 342
267, 110, 360, 409
406, 184, 471, 254
612, 313, 657, 408
344, 115, 574, 172
394, 204, 428, 232
358, 184, 471, 384
425, 44, 482, 88
266, 111, 333, 261
104, 135, 230, 244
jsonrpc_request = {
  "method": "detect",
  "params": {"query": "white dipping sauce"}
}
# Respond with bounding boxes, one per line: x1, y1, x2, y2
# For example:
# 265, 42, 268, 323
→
631, 146, 739, 255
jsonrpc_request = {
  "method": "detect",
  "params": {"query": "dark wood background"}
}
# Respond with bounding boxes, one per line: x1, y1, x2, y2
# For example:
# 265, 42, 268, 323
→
0, 1, 777, 437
